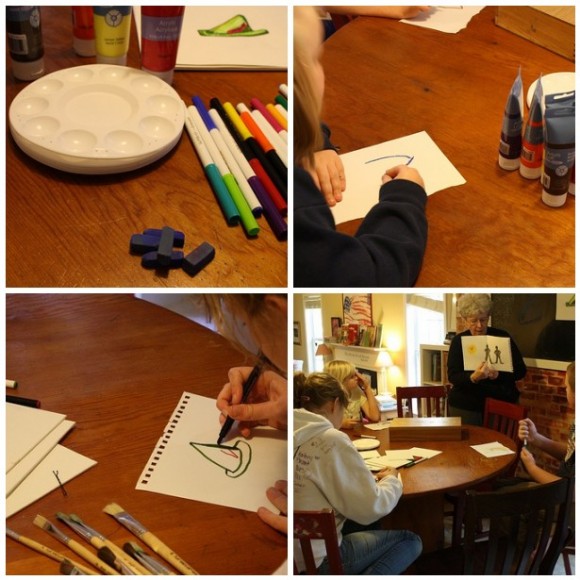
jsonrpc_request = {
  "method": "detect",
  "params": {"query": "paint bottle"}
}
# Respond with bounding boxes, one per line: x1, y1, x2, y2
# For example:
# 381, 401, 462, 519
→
72, 6, 95, 57
569, 164, 575, 196
498, 68, 523, 170
519, 77, 543, 179
140, 7, 185, 85
6, 6, 44, 81
93, 7, 132, 66
541, 99, 575, 207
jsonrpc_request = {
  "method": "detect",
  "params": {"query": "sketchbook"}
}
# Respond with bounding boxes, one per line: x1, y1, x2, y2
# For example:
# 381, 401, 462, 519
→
461, 335, 514, 373
6, 403, 67, 473
331, 131, 465, 225
134, 6, 287, 70
136, 392, 287, 512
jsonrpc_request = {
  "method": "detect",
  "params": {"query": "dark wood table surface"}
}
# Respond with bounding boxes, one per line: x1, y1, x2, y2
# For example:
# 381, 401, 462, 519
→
349, 422, 517, 551
6, 294, 287, 575
6, 6, 287, 288
322, 7, 575, 287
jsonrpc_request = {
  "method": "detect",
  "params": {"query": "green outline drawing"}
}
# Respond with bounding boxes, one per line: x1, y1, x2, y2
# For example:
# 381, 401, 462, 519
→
189, 439, 252, 478
198, 15, 269, 37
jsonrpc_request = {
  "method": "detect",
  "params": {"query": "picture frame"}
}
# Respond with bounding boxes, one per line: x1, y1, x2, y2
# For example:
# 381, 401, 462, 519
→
343, 294, 372, 326
330, 317, 342, 339
293, 321, 301, 345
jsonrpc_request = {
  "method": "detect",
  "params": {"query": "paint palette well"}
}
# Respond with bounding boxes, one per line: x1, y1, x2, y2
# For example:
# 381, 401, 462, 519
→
9, 64, 185, 174
353, 438, 380, 451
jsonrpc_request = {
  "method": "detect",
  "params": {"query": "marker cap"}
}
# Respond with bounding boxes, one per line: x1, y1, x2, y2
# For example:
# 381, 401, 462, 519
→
11, 56, 44, 81
142, 66, 174, 85
542, 190, 567, 207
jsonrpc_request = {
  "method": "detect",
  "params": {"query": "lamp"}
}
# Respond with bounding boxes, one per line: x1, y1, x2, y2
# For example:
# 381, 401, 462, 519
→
315, 343, 333, 357
375, 350, 393, 395
375, 350, 393, 369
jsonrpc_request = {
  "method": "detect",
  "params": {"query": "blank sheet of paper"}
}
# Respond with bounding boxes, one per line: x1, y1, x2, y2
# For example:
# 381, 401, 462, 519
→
402, 7, 485, 34
331, 131, 465, 225
136, 392, 287, 512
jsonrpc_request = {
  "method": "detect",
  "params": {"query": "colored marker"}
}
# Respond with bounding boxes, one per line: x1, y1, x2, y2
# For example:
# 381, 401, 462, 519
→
192, 96, 262, 217
250, 108, 288, 166
235, 102, 287, 182
250, 97, 284, 133
278, 83, 288, 98
189, 106, 259, 237
7, 395, 40, 408
274, 93, 287, 110
211, 97, 287, 212
268, 103, 287, 130
209, 108, 287, 240
184, 109, 240, 225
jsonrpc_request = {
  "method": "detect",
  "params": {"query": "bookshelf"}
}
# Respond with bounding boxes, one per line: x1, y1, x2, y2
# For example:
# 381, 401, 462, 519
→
420, 344, 450, 386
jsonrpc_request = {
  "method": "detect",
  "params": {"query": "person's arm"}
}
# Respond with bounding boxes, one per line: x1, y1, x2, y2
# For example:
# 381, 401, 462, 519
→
518, 418, 567, 460
257, 480, 288, 534
357, 373, 380, 422
325, 6, 430, 19
520, 448, 561, 484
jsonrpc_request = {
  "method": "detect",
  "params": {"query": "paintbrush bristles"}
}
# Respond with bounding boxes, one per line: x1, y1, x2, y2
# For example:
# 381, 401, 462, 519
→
102, 502, 124, 516
33, 514, 52, 530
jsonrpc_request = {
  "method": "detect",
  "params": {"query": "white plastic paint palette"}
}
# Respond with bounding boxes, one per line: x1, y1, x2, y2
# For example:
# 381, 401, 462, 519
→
352, 438, 380, 451
9, 64, 186, 174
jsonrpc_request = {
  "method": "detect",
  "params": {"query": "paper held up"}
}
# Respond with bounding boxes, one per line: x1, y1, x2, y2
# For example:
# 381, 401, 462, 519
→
461, 335, 514, 373
331, 131, 465, 225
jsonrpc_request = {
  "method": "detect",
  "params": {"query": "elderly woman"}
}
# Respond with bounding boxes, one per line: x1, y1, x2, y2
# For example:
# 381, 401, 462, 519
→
447, 294, 527, 426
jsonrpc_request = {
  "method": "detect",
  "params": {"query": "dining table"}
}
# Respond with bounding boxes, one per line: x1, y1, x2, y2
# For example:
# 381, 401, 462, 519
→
321, 7, 575, 287
6, 6, 287, 288
348, 421, 517, 552
5, 294, 287, 575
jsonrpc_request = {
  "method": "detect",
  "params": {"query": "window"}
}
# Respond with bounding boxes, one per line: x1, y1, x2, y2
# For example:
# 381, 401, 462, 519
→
303, 295, 324, 372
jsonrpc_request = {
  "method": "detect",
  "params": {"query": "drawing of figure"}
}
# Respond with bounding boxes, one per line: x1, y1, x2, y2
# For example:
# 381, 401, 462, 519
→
493, 346, 503, 365
484, 344, 492, 363
190, 439, 252, 478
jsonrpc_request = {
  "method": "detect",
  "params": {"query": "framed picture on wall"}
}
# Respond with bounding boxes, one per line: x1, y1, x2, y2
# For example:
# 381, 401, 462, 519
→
330, 317, 342, 339
356, 367, 378, 395
293, 321, 301, 345
343, 294, 372, 326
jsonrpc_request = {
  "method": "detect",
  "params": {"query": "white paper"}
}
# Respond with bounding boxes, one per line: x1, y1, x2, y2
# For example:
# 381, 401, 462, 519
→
6, 445, 97, 518
471, 441, 515, 458
332, 131, 465, 225
461, 335, 514, 372
364, 422, 391, 431
402, 6, 485, 34
135, 7, 287, 70
6, 404, 67, 473
408, 447, 443, 459
6, 420, 75, 497
136, 393, 287, 513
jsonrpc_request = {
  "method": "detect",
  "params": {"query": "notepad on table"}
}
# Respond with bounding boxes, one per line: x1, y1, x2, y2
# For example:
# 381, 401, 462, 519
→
471, 441, 515, 458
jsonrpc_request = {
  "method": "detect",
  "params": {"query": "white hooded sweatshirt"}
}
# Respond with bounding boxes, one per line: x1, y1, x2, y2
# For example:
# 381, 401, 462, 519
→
294, 408, 403, 570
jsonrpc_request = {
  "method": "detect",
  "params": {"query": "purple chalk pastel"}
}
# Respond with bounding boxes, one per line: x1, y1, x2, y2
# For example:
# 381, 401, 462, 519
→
130, 234, 162, 255
182, 242, 215, 277
157, 226, 175, 266
143, 228, 185, 248
141, 250, 184, 269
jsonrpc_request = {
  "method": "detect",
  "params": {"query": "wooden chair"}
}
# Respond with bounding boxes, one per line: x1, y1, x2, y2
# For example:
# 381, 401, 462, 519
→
413, 477, 575, 575
294, 509, 343, 574
561, 528, 575, 575
396, 385, 447, 418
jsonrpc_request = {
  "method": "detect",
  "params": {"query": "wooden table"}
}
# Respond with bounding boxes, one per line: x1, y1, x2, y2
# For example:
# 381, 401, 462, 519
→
6, 294, 287, 575
350, 422, 517, 551
322, 7, 574, 287
6, 6, 287, 288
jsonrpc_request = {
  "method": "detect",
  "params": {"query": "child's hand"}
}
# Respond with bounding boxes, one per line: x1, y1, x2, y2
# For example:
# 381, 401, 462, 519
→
355, 371, 370, 392
520, 447, 536, 470
216, 367, 288, 437
342, 418, 360, 429
377, 467, 398, 480
518, 418, 537, 444
257, 480, 288, 535
310, 149, 346, 207
381, 165, 425, 189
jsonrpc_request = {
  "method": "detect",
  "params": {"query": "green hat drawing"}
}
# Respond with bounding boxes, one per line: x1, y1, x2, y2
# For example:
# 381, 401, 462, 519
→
198, 14, 269, 37
189, 439, 252, 478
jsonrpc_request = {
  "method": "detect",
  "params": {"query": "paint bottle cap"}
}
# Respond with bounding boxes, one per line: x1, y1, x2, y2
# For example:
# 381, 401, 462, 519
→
11, 56, 45, 81
541, 190, 567, 208
519, 164, 541, 180
142, 66, 174, 85
96, 53, 127, 66
73, 37, 96, 57
498, 154, 520, 171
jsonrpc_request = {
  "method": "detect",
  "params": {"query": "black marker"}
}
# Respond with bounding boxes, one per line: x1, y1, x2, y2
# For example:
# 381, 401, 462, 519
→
217, 363, 262, 445
7, 395, 41, 408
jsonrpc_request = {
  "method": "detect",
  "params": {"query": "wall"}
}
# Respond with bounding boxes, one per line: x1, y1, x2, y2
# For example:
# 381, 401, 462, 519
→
292, 294, 308, 372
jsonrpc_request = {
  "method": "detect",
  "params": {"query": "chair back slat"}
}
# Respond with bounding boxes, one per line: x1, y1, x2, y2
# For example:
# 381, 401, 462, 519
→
396, 386, 447, 418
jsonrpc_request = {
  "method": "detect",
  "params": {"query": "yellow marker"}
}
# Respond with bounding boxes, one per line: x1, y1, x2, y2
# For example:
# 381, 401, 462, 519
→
267, 103, 287, 131
223, 102, 252, 140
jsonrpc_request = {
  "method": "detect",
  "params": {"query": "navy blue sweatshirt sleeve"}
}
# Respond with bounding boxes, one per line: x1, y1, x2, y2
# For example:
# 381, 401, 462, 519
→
294, 166, 427, 287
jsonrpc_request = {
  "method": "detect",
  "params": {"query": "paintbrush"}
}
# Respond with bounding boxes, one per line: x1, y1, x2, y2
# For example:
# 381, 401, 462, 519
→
60, 559, 90, 575
57, 512, 151, 575
98, 546, 137, 575
33, 515, 119, 575
123, 541, 175, 575
7, 528, 99, 576
103, 503, 199, 575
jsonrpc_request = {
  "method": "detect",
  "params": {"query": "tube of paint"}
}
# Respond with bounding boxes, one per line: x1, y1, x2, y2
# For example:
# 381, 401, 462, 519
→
6, 6, 44, 81
569, 164, 575, 196
519, 77, 543, 179
72, 6, 95, 57
93, 7, 132, 66
140, 7, 185, 85
541, 101, 575, 207
498, 67, 523, 170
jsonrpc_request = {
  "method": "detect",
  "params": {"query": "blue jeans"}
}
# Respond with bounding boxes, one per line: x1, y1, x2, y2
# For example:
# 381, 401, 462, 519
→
317, 529, 422, 575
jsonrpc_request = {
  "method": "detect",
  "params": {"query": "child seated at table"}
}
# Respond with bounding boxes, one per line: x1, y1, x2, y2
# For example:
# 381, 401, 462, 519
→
324, 359, 380, 428
294, 6, 428, 287
294, 372, 422, 574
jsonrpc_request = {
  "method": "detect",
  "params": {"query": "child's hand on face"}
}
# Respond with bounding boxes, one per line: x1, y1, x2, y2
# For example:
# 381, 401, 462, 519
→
310, 149, 346, 207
